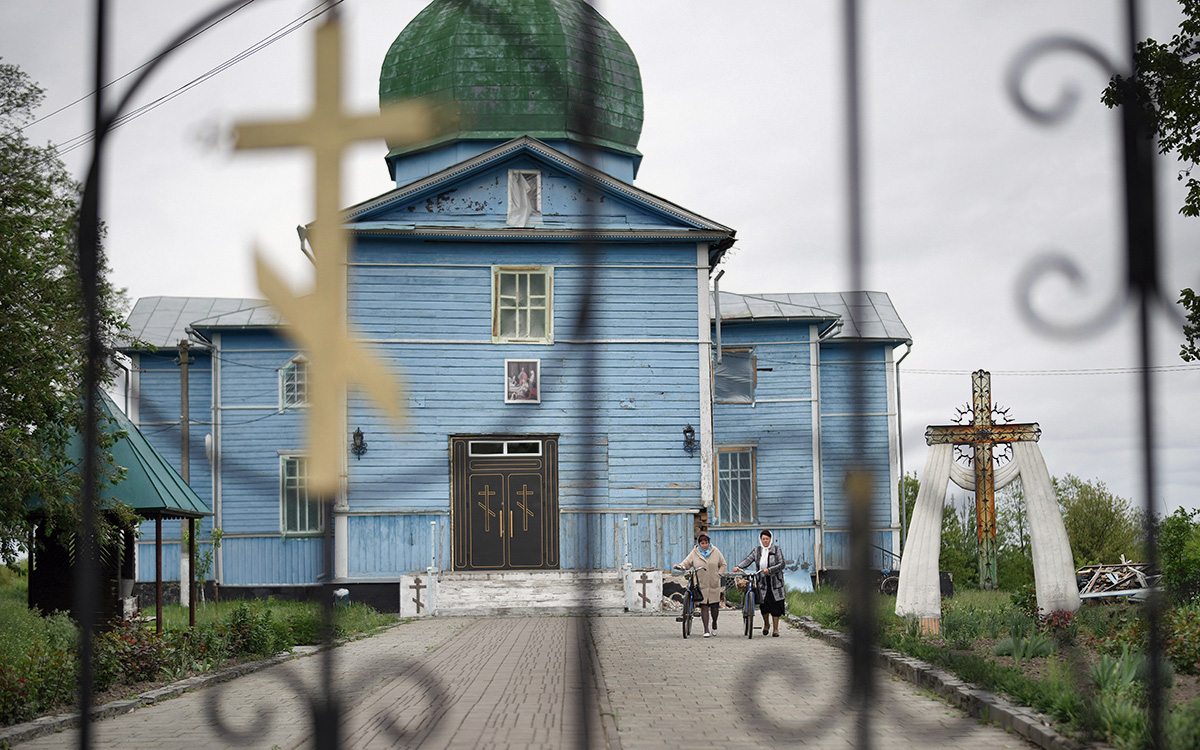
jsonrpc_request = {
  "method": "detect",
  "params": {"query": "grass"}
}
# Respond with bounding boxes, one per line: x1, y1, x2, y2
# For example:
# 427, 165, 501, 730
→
156, 599, 396, 642
781, 584, 1200, 749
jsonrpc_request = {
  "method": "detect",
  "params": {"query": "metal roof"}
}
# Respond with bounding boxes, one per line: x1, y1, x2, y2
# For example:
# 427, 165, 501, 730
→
713, 291, 911, 342
122, 297, 267, 350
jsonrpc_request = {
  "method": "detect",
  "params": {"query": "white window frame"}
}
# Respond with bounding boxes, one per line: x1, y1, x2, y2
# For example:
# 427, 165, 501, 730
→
715, 446, 756, 525
468, 439, 543, 457
280, 454, 322, 536
279, 355, 309, 409
492, 266, 553, 344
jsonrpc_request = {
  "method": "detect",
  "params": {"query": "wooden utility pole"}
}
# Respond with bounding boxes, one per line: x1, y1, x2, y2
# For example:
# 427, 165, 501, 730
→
175, 340, 195, 623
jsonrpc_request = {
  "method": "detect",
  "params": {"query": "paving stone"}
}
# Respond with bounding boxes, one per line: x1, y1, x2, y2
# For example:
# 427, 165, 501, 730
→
11, 615, 1055, 749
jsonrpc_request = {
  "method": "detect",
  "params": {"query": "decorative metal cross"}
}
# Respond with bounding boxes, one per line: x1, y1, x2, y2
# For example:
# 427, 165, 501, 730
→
477, 487, 496, 533
515, 485, 535, 531
233, 10, 437, 495
409, 576, 426, 614
925, 370, 1040, 589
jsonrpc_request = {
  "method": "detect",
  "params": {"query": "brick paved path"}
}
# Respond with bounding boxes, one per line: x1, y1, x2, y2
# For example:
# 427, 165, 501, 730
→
18, 617, 1036, 749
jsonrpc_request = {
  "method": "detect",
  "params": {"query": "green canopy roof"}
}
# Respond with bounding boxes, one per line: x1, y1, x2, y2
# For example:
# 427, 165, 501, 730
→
62, 392, 212, 519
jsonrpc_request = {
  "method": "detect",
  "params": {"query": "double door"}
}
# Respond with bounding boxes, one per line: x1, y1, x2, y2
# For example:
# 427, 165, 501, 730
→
451, 436, 559, 570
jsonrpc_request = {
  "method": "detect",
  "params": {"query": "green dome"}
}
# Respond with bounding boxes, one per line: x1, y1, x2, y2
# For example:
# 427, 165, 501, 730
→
379, 0, 643, 159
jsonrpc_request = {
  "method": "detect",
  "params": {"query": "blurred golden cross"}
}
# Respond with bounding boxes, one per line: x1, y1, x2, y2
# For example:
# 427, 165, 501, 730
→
233, 10, 434, 494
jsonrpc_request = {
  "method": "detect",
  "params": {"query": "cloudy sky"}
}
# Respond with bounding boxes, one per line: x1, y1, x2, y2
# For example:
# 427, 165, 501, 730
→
3, 1, 1198, 517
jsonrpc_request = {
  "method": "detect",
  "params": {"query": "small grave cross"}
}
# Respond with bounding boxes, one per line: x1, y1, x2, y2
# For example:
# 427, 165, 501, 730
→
409, 576, 426, 614
233, 11, 436, 494
636, 572, 653, 608
925, 370, 1040, 589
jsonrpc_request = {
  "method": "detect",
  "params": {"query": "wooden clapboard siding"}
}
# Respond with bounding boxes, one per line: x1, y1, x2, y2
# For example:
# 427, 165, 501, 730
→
708, 527, 817, 571
135, 351, 215, 551
346, 514, 449, 576
712, 324, 818, 528
818, 343, 894, 530
559, 512, 693, 569
218, 536, 323, 585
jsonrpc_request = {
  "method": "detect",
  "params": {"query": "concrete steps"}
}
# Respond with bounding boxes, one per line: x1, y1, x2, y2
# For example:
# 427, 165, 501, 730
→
433, 570, 627, 617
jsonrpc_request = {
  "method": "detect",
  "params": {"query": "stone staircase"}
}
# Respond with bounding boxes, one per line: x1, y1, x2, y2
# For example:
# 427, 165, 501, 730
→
432, 570, 628, 617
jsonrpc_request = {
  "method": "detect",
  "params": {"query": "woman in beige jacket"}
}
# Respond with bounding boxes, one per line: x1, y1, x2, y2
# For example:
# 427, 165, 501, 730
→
672, 534, 727, 637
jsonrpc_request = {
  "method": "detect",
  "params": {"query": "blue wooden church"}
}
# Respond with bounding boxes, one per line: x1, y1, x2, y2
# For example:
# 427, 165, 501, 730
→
119, 0, 910, 605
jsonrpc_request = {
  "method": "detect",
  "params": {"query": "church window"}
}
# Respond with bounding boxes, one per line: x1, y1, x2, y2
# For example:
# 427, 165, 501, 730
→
281, 456, 322, 535
714, 349, 755, 404
506, 169, 542, 227
716, 447, 756, 525
280, 356, 309, 408
493, 267, 552, 343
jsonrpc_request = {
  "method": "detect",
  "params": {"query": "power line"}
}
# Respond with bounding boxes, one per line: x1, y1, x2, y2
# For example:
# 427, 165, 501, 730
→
18, 0, 258, 133
48, 0, 342, 159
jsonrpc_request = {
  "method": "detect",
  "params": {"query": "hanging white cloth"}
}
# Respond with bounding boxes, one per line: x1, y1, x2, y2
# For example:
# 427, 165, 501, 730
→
506, 171, 539, 227
1013, 441, 1081, 613
895, 444, 954, 620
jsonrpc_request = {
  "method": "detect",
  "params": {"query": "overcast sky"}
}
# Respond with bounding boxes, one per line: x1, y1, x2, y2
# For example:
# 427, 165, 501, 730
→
3, 1, 1198, 518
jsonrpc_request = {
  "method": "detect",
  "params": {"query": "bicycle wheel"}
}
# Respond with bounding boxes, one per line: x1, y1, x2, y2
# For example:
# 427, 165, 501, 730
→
745, 586, 756, 639
682, 591, 693, 639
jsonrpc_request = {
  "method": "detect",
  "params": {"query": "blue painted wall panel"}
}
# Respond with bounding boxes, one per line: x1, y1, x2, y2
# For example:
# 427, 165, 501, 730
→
220, 536, 323, 585
346, 515, 449, 575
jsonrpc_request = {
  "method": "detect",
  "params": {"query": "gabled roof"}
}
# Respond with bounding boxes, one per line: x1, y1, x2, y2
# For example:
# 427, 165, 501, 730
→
713, 291, 911, 343
61, 392, 211, 519
340, 137, 735, 264
122, 297, 267, 350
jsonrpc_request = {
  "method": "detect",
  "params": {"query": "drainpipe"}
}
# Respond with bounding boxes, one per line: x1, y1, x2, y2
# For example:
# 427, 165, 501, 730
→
713, 270, 725, 364
895, 342, 913, 547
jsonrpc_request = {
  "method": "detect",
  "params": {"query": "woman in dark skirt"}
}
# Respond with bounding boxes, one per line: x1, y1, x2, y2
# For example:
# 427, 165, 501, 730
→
733, 529, 787, 636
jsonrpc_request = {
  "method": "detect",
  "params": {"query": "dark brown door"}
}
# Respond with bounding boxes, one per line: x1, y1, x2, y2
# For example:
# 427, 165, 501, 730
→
451, 436, 558, 570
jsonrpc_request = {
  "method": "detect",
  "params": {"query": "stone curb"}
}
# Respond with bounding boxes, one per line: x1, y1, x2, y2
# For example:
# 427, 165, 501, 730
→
787, 615, 1111, 750
0, 622, 403, 748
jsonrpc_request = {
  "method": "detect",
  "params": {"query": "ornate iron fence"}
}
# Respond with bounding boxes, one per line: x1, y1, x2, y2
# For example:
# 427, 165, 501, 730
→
68, 0, 1171, 747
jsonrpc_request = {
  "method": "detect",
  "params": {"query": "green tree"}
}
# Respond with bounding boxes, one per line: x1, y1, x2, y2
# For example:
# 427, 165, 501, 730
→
996, 480, 1035, 590
1159, 507, 1200, 601
940, 496, 979, 590
0, 60, 130, 563
1101, 2, 1200, 359
1054, 474, 1144, 567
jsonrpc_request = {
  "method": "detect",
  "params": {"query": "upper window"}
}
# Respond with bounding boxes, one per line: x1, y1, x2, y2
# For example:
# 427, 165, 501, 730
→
714, 349, 755, 404
281, 455, 322, 535
280, 356, 309, 408
493, 267, 553, 343
507, 169, 542, 227
716, 448, 756, 525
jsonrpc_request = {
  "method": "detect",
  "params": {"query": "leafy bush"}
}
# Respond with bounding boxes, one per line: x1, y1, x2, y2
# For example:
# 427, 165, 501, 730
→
225, 602, 290, 658
940, 606, 979, 651
1160, 508, 1200, 603
1166, 601, 1200, 674
93, 619, 167, 690
1168, 699, 1200, 750
1091, 644, 1141, 698
994, 632, 1056, 662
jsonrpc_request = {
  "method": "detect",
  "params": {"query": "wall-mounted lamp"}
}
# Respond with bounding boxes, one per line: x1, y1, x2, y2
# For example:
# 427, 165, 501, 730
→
682, 424, 697, 457
351, 428, 368, 459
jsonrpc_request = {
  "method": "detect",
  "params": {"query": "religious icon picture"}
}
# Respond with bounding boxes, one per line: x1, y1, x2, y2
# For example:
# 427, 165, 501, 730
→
505, 359, 540, 404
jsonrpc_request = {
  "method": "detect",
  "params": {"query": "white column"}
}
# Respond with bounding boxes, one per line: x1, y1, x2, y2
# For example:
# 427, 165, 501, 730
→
696, 244, 714, 509
810, 326, 823, 568
895, 444, 953, 625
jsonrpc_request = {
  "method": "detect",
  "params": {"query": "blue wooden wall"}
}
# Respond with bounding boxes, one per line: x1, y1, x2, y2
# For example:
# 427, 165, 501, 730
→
710, 319, 900, 570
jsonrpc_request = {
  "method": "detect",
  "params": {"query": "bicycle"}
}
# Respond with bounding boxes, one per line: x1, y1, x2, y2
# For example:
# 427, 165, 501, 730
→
672, 566, 706, 639
731, 570, 760, 639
